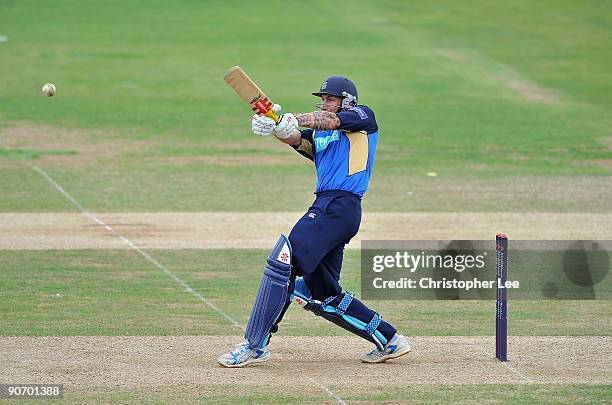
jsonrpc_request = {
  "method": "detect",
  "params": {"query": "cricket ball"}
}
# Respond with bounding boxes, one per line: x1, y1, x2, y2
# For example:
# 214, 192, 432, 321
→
42, 83, 56, 97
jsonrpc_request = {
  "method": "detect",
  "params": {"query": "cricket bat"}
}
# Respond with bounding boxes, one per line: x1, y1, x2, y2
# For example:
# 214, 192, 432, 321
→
223, 66, 280, 123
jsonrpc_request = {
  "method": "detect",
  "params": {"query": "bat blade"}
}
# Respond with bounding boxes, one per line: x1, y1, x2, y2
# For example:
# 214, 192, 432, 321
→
224, 66, 279, 123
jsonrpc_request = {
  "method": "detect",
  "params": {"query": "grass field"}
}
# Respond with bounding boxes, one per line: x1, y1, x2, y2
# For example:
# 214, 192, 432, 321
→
1, 0, 611, 403
1, 249, 610, 337
11, 384, 612, 405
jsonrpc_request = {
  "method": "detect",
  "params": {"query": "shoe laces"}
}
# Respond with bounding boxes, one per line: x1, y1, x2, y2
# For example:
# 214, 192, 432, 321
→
230, 345, 249, 357
367, 348, 384, 356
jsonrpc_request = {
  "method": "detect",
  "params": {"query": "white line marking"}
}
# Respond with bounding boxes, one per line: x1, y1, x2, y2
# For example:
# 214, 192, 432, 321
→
308, 377, 348, 405
472, 337, 535, 383
32, 164, 349, 403
501, 360, 536, 384
31, 164, 244, 331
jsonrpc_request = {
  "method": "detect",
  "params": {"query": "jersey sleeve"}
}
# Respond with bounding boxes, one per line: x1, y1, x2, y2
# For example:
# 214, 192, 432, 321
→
336, 105, 378, 133
291, 129, 315, 161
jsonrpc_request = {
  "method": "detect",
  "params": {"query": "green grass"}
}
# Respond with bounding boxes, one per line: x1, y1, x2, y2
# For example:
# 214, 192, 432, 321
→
1, 162, 611, 212
0, 0, 611, 215
0, 148, 76, 159
0, 250, 232, 335
1, 249, 609, 336
3, 1, 611, 139
15, 384, 612, 405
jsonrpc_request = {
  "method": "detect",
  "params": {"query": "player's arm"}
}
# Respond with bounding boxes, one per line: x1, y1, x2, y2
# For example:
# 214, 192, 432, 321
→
274, 111, 340, 145
294, 111, 340, 130
294, 107, 378, 132
273, 129, 312, 160
336, 106, 378, 133
272, 114, 302, 146
270, 116, 314, 160
275, 132, 302, 146
289, 130, 315, 161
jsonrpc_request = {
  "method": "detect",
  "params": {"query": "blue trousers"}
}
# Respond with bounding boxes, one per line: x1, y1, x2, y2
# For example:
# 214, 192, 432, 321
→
272, 190, 397, 341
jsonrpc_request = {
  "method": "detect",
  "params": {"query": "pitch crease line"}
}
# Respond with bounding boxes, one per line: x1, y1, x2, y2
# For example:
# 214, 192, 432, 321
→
31, 164, 244, 331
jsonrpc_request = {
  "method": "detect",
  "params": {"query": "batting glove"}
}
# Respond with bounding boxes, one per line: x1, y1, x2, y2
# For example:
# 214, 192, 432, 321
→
251, 104, 282, 137
252, 114, 276, 136
273, 113, 299, 139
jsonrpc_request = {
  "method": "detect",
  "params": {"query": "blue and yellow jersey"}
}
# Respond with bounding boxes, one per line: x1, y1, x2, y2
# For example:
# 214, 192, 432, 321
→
293, 105, 378, 198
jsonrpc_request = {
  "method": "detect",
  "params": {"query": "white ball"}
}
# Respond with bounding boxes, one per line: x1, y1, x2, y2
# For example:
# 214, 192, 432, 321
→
42, 83, 56, 97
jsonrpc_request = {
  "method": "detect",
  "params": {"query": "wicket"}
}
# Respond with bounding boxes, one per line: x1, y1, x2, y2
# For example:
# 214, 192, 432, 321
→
496, 233, 508, 362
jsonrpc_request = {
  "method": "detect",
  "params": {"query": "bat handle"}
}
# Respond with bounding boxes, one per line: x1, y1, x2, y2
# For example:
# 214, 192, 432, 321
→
265, 110, 280, 124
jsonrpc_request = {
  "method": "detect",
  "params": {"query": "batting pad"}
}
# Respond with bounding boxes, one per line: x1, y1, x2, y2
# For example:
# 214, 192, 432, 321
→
292, 278, 388, 350
245, 234, 292, 349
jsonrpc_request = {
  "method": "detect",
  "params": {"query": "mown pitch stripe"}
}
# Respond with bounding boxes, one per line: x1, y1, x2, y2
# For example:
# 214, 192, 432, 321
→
31, 164, 348, 404
31, 164, 244, 330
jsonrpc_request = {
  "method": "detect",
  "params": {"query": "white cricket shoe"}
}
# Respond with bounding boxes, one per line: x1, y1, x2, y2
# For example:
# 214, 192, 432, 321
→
360, 334, 411, 363
218, 342, 270, 368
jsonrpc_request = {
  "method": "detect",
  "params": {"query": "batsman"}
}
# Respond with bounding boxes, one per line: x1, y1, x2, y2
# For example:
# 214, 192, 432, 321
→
218, 76, 411, 367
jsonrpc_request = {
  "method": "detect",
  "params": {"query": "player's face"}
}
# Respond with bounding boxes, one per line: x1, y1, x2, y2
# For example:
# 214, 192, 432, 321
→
320, 95, 343, 113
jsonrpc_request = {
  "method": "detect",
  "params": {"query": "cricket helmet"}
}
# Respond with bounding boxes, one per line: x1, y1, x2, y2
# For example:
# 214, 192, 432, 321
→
312, 76, 358, 110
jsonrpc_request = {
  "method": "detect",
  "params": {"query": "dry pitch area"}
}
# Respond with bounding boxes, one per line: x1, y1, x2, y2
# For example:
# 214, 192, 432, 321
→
1, 336, 610, 388
2, 212, 611, 250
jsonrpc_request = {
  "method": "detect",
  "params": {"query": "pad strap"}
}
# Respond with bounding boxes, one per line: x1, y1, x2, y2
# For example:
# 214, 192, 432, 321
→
292, 280, 387, 350
365, 313, 382, 335
336, 292, 354, 315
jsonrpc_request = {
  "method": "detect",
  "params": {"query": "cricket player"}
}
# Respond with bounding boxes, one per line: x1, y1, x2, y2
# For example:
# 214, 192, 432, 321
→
218, 76, 411, 367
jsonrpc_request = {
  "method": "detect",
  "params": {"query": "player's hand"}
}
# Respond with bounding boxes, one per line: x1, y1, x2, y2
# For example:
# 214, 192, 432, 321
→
252, 114, 276, 136
251, 104, 282, 137
274, 113, 299, 139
